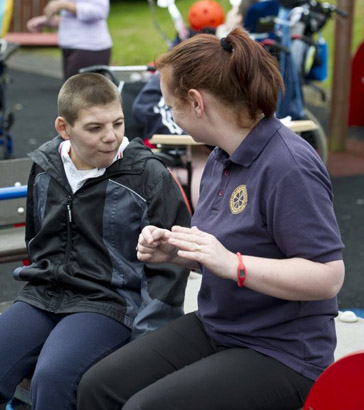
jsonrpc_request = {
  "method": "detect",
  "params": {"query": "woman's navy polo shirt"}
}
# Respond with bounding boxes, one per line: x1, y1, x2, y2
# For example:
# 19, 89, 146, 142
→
192, 116, 344, 381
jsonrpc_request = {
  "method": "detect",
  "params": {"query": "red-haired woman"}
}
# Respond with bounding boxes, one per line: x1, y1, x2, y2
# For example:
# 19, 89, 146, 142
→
78, 28, 344, 410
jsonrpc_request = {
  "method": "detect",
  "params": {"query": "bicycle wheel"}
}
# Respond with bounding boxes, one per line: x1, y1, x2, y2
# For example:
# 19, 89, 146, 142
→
300, 108, 328, 164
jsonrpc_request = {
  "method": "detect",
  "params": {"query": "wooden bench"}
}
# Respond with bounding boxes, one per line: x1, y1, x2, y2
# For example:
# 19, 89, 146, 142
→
5, 32, 58, 47
0, 158, 31, 264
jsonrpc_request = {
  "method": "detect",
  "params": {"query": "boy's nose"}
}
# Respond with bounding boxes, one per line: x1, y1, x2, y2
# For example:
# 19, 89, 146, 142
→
103, 129, 117, 143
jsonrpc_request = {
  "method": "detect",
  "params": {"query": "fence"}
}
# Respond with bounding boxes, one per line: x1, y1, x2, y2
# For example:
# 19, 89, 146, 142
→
10, 0, 49, 32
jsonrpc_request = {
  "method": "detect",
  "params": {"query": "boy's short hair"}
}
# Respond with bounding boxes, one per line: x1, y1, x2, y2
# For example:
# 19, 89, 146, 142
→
58, 73, 122, 126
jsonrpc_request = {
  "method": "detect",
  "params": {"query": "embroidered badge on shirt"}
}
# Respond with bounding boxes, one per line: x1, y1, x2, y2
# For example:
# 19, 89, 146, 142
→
229, 185, 248, 214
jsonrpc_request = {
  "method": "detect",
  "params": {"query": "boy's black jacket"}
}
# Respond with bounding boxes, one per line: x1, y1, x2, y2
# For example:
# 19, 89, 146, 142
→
14, 136, 191, 340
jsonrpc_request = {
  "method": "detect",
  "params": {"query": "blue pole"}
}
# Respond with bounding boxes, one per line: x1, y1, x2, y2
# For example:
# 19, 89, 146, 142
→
0, 185, 27, 200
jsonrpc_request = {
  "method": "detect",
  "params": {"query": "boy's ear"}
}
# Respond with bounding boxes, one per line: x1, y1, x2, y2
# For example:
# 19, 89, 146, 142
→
55, 116, 70, 140
187, 89, 204, 118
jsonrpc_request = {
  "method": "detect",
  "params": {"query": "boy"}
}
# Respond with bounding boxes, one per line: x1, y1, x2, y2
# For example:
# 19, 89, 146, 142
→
0, 73, 191, 410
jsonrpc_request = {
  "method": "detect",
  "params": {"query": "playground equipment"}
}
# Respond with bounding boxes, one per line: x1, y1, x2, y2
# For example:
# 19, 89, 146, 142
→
0, 0, 18, 158
349, 40, 364, 126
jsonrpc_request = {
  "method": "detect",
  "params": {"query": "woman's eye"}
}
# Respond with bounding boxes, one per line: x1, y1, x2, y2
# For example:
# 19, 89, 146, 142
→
114, 122, 124, 128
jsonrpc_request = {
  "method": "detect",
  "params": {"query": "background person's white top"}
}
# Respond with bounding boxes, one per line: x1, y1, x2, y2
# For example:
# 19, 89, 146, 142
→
58, 0, 112, 50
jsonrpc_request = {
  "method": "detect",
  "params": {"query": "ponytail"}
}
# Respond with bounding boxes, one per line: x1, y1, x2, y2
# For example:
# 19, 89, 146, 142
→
156, 28, 284, 124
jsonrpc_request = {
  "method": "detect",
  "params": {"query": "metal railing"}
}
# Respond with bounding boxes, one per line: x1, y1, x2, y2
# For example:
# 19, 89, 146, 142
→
0, 185, 27, 200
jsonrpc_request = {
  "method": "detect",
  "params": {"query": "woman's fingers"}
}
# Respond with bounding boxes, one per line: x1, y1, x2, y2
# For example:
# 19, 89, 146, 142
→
168, 230, 208, 251
168, 236, 203, 253
171, 225, 204, 236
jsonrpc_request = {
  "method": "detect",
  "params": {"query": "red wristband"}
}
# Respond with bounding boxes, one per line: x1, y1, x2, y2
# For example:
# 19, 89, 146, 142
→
236, 252, 246, 288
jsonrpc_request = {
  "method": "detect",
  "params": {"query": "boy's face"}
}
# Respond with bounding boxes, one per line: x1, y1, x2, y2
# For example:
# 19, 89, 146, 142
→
56, 100, 125, 170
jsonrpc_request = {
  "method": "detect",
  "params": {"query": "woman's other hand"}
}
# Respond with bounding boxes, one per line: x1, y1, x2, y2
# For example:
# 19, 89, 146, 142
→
167, 226, 236, 280
27, 15, 49, 32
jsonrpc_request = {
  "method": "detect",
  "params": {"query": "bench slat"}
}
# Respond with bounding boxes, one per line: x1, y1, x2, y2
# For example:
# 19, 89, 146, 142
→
6, 32, 59, 47
0, 226, 27, 263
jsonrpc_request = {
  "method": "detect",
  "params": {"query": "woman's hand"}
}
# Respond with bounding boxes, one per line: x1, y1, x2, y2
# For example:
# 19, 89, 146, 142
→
167, 226, 237, 281
44, 1, 62, 18
27, 15, 49, 32
44, 1, 76, 18
167, 226, 345, 300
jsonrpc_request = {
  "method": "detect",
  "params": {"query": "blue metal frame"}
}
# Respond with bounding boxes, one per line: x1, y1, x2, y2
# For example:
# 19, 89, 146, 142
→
0, 185, 27, 200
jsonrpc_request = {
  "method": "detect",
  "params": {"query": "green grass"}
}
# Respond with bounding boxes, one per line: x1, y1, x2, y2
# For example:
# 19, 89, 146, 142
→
108, 0, 231, 65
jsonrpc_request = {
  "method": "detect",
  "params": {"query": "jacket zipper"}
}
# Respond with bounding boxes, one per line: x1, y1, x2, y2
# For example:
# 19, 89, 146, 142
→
65, 195, 73, 261
53, 195, 73, 312
67, 200, 72, 223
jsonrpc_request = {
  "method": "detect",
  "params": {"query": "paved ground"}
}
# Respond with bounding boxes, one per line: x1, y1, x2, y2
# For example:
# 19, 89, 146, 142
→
0, 50, 363, 313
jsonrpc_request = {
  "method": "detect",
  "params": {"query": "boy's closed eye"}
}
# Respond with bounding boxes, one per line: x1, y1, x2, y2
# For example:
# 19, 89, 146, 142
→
87, 126, 102, 132
86, 121, 124, 133
113, 121, 124, 129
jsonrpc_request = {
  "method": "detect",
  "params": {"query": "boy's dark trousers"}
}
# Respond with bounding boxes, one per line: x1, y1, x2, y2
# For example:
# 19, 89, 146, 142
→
0, 301, 130, 410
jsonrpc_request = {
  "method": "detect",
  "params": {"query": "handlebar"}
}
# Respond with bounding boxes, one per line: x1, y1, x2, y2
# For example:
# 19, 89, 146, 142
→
279, 0, 348, 20
275, 0, 349, 36
305, 0, 348, 18
323, 3, 348, 18
260, 38, 291, 55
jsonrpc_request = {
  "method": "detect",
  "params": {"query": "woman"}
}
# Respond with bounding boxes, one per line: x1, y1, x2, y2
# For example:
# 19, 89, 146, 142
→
27, 0, 112, 80
77, 28, 344, 410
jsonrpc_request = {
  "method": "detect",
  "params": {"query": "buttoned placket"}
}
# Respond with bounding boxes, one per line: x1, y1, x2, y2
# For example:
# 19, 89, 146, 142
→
214, 159, 231, 207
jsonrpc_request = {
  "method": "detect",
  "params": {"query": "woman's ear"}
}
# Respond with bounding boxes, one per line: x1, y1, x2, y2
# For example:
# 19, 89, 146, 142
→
55, 116, 70, 140
187, 89, 204, 118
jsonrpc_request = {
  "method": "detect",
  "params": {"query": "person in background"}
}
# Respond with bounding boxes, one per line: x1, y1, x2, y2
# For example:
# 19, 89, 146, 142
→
77, 28, 344, 410
27, 0, 112, 80
0, 73, 190, 410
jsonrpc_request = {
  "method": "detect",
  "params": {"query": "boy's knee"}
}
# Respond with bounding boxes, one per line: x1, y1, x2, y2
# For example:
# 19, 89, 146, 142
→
31, 365, 57, 390
31, 361, 70, 394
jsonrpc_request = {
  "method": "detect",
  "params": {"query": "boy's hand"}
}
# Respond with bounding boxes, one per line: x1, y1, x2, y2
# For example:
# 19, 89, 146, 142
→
137, 226, 177, 264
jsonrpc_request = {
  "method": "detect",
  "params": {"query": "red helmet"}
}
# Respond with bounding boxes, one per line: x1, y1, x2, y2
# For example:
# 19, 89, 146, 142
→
187, 0, 225, 31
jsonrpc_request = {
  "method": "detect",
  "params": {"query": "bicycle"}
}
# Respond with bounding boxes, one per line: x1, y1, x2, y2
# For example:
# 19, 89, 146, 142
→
0, 39, 18, 159
245, 0, 347, 163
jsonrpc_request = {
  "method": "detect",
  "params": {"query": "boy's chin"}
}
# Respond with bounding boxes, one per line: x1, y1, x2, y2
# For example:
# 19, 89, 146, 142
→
95, 153, 118, 169
96, 159, 114, 169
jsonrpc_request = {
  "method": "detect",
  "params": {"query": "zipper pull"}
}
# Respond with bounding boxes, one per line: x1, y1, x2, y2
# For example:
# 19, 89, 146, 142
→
67, 204, 72, 223
67, 197, 72, 223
